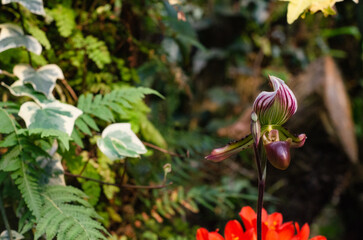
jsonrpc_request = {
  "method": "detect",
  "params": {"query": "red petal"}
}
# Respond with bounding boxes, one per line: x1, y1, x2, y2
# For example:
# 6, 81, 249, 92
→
242, 229, 256, 240
299, 223, 310, 240
267, 212, 283, 226
278, 222, 295, 240
265, 230, 279, 240
310, 236, 327, 240
224, 220, 244, 240
209, 232, 225, 240
239, 206, 256, 230
197, 228, 210, 240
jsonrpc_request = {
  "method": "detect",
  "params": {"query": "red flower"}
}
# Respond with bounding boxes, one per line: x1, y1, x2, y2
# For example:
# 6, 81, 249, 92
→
195, 206, 327, 240
196, 228, 224, 240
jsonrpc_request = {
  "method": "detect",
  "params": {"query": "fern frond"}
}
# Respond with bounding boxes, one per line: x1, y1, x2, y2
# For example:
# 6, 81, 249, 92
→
35, 185, 109, 240
11, 160, 43, 220
84, 36, 111, 69
47, 5, 75, 37
77, 87, 163, 124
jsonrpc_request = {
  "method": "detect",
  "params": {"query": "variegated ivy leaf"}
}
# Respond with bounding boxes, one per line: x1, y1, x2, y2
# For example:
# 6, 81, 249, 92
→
0, 23, 42, 54
2, 0, 45, 15
0, 230, 24, 240
97, 123, 147, 160
1, 81, 50, 104
13, 64, 64, 98
19, 100, 82, 136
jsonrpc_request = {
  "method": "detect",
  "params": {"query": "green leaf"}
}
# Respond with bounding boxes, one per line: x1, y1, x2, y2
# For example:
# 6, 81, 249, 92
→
26, 23, 51, 49
140, 116, 167, 148
46, 5, 75, 37
0, 23, 42, 54
19, 100, 82, 137
0, 108, 16, 134
0, 145, 21, 171
1, 82, 49, 104
84, 36, 111, 69
26, 128, 71, 151
12, 161, 43, 220
97, 123, 147, 160
75, 117, 92, 135
35, 185, 109, 240
80, 114, 99, 131
13, 64, 64, 98
2, 0, 45, 15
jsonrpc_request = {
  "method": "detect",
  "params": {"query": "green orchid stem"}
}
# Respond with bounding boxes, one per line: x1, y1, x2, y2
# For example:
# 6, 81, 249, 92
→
0, 191, 12, 240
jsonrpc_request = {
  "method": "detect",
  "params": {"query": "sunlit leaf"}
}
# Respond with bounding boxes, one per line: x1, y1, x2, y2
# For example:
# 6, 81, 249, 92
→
97, 123, 147, 160
18, 100, 82, 136
0, 23, 42, 54
2, 0, 45, 15
13, 64, 64, 98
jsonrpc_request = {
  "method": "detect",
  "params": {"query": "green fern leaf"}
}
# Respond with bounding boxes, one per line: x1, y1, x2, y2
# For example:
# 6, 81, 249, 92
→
47, 5, 75, 37
35, 185, 109, 240
26, 23, 51, 49
11, 160, 43, 220
0, 145, 21, 171
80, 114, 99, 131
84, 36, 111, 69
75, 118, 92, 136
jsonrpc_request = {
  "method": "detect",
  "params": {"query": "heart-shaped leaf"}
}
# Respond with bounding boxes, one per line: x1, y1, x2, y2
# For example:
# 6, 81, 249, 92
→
13, 64, 64, 98
2, 0, 45, 15
2, 81, 50, 104
19, 100, 82, 136
0, 23, 42, 54
97, 123, 147, 160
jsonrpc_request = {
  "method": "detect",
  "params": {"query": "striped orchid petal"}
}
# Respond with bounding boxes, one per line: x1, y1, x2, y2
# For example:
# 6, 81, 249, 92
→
205, 134, 253, 162
253, 76, 297, 126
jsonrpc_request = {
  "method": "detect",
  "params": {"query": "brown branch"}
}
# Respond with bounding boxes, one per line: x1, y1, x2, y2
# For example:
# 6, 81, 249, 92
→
142, 141, 184, 158
60, 78, 78, 102
64, 171, 172, 189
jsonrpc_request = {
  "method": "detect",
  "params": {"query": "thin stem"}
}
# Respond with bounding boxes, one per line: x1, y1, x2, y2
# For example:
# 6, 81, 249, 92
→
0, 191, 12, 240
257, 179, 265, 240
142, 141, 184, 158
17, 3, 32, 67
64, 171, 172, 189
253, 142, 263, 181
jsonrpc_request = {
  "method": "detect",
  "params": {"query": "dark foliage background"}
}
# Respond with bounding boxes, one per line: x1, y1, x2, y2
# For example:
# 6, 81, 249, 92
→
0, 0, 362, 239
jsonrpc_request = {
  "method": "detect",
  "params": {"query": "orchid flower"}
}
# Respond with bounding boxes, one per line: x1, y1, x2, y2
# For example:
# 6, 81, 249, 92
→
206, 76, 306, 170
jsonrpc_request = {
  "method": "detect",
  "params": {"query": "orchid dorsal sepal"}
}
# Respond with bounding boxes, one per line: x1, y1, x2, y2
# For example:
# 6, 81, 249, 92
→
253, 76, 297, 126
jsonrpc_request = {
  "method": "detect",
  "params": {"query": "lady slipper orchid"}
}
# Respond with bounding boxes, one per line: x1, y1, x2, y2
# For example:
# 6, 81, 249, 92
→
196, 206, 327, 240
205, 75, 306, 170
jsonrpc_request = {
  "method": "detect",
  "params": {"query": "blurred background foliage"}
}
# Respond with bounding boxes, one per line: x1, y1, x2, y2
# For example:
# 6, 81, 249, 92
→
0, 0, 362, 239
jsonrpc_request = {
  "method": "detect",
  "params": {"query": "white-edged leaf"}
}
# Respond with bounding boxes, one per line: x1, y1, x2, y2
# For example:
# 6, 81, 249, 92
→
97, 123, 147, 160
0, 230, 24, 240
2, 81, 50, 104
38, 153, 65, 186
19, 100, 82, 136
0, 23, 42, 54
2, 0, 45, 15
13, 64, 64, 98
